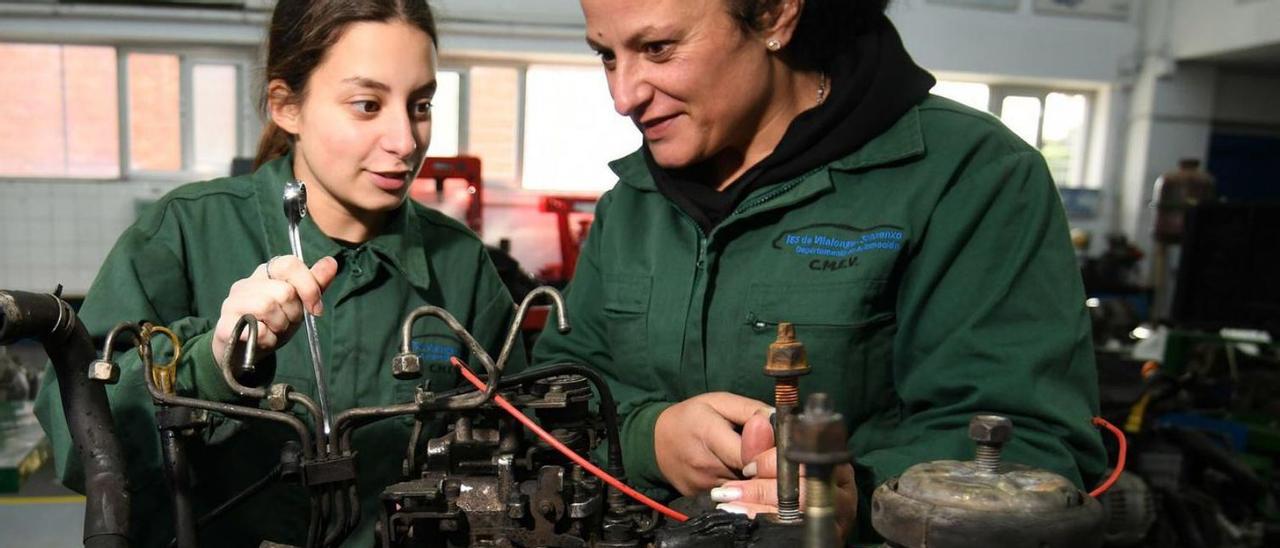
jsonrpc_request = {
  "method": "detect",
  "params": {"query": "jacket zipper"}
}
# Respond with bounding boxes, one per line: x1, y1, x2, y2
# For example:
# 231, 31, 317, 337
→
733, 179, 807, 216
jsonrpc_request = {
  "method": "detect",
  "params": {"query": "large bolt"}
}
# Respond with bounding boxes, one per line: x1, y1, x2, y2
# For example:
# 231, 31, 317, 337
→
969, 414, 1013, 473
787, 393, 849, 548
765, 322, 810, 523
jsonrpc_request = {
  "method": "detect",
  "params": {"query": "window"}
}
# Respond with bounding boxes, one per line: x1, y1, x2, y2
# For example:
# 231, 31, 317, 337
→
0, 42, 251, 180
467, 66, 520, 185
191, 64, 239, 174
932, 80, 1095, 188
0, 43, 119, 178
522, 65, 639, 192
427, 70, 462, 157
128, 53, 181, 172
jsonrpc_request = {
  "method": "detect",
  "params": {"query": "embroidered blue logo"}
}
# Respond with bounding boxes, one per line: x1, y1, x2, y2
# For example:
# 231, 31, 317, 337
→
411, 340, 460, 374
773, 223, 905, 272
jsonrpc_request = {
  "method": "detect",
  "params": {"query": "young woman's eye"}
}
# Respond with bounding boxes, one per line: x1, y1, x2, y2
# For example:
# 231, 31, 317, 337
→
413, 100, 433, 119
351, 100, 380, 114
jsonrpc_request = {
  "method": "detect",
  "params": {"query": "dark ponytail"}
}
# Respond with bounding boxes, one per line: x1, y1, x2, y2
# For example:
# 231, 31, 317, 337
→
251, 0, 439, 169
725, 0, 891, 72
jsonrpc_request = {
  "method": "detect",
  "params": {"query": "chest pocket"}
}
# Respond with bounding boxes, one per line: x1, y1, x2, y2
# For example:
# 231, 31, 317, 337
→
603, 274, 652, 371
737, 280, 897, 426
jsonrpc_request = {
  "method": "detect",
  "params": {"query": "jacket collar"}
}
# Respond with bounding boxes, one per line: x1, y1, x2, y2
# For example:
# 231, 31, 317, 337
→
252, 154, 432, 293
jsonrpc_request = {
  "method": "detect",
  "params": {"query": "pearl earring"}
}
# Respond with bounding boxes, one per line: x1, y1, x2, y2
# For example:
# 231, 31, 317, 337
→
766, 39, 781, 51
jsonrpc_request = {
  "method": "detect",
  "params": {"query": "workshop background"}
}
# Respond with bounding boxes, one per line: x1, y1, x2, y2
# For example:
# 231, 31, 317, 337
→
1, 0, 1278, 546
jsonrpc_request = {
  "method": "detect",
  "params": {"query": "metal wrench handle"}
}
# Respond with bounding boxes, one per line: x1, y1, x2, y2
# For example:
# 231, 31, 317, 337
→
283, 180, 333, 437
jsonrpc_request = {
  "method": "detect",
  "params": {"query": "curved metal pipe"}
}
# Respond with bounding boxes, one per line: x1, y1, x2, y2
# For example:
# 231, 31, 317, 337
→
219, 315, 328, 456
495, 286, 571, 374
0, 290, 130, 548
397, 305, 499, 408
139, 337, 316, 460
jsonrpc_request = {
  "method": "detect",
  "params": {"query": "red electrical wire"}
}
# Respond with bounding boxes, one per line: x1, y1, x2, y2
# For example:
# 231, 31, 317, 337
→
1089, 416, 1127, 498
450, 357, 690, 522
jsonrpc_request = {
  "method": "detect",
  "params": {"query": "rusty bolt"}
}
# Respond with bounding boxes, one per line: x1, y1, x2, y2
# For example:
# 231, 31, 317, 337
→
88, 359, 120, 384
764, 322, 811, 378
968, 415, 1013, 446
391, 352, 421, 380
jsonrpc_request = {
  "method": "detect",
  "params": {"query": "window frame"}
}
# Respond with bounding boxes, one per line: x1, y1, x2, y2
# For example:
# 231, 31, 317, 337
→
987, 84, 1096, 188
118, 45, 256, 181
0, 40, 256, 183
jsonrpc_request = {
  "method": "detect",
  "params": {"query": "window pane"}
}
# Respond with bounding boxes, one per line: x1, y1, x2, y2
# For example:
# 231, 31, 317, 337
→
128, 53, 181, 172
931, 81, 990, 113
467, 66, 519, 185
0, 43, 119, 178
522, 65, 639, 192
1041, 92, 1089, 187
192, 64, 237, 175
1000, 96, 1042, 147
427, 70, 461, 157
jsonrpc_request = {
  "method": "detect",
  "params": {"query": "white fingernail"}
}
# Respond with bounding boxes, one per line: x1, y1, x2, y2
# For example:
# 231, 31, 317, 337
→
717, 503, 749, 515
710, 486, 742, 502
743, 462, 758, 478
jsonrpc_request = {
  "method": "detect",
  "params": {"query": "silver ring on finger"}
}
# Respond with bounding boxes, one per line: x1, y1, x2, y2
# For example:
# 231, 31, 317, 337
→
265, 255, 283, 280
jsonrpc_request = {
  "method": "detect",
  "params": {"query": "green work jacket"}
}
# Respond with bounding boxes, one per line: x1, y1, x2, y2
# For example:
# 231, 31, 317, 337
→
34, 156, 522, 547
533, 96, 1107, 540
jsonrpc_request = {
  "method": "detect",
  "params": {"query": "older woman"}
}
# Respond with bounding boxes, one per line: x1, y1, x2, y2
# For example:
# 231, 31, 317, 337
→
533, 0, 1106, 542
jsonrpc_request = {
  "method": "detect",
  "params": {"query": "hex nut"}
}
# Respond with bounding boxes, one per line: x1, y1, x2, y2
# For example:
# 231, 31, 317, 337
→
968, 415, 1014, 445
88, 359, 120, 384
392, 352, 422, 380
267, 383, 293, 411
764, 322, 811, 377
787, 393, 850, 465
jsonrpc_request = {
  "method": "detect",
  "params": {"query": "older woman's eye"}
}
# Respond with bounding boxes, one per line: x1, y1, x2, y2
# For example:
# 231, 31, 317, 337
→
644, 41, 674, 59
595, 49, 616, 68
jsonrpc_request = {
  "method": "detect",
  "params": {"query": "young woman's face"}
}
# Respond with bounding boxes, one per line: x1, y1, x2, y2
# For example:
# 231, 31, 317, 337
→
278, 20, 436, 220
582, 0, 773, 170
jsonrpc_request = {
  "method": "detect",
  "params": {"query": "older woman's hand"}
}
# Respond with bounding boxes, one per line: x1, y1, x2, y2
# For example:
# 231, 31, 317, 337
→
654, 392, 773, 496
710, 412, 858, 542
212, 255, 339, 368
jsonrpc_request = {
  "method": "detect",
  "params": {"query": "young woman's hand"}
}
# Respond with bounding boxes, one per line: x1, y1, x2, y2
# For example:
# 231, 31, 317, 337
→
212, 255, 339, 368
710, 412, 858, 542
654, 392, 773, 495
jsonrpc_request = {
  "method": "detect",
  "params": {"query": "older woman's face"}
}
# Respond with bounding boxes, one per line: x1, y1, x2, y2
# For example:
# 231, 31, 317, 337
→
583, 0, 773, 170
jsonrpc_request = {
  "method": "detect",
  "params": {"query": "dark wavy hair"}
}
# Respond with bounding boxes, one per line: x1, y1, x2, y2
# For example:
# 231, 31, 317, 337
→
253, 0, 438, 168
727, 0, 890, 71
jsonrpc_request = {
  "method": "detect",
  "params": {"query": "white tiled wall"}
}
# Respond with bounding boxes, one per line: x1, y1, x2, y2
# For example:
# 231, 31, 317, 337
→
0, 179, 185, 296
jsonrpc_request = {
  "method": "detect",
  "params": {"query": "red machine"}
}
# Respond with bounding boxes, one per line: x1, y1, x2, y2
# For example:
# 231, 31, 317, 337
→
538, 195, 598, 284
411, 156, 484, 234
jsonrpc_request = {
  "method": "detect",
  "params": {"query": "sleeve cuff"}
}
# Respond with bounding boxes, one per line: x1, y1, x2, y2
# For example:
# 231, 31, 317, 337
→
621, 400, 676, 489
185, 331, 237, 402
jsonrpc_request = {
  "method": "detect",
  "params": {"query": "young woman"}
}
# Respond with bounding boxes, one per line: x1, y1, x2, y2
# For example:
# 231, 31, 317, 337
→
533, 0, 1107, 542
35, 1, 521, 546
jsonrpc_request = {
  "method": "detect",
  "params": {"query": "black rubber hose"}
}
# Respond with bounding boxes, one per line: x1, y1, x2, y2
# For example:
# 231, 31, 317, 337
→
0, 290, 130, 548
161, 428, 197, 548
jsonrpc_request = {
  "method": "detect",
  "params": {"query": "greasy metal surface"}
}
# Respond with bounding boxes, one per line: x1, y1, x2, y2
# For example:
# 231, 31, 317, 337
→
891, 459, 1083, 512
871, 413, 1105, 548
872, 478, 1105, 548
